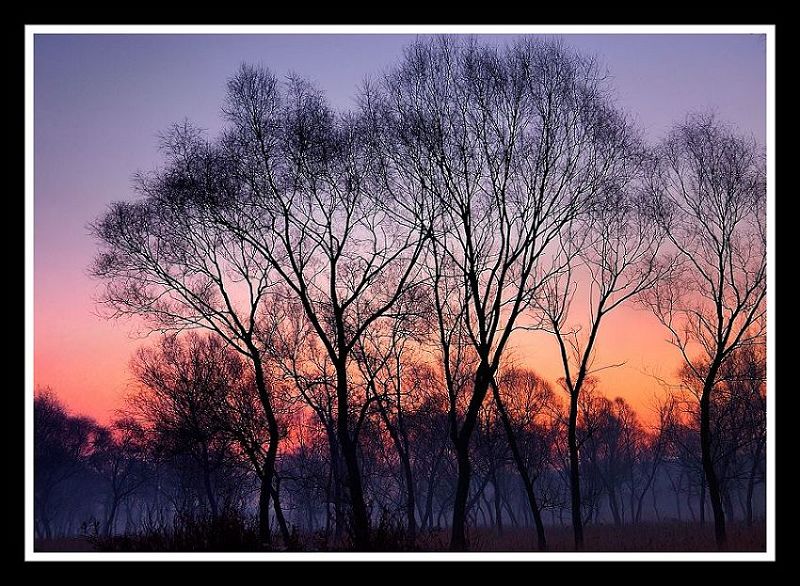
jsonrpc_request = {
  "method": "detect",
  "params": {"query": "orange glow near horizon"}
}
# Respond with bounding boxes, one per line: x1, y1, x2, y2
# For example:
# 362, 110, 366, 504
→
513, 306, 683, 424
34, 287, 681, 427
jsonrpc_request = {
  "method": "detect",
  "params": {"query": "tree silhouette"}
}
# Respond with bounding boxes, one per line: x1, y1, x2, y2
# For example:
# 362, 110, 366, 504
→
74, 39, 769, 554
493, 367, 557, 549
538, 171, 667, 548
128, 65, 432, 548
91, 417, 149, 536
34, 390, 99, 539
90, 127, 287, 545
128, 334, 254, 524
642, 113, 766, 548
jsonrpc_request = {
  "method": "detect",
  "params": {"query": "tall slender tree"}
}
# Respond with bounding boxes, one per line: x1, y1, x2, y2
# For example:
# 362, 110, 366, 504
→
642, 113, 766, 549
539, 160, 666, 549
91, 123, 288, 545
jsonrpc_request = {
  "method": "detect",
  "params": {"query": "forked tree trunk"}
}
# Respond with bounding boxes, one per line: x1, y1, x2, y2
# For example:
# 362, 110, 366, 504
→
250, 353, 289, 547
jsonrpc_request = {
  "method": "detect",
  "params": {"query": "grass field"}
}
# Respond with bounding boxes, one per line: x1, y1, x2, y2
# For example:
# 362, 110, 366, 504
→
34, 520, 765, 553
461, 521, 766, 552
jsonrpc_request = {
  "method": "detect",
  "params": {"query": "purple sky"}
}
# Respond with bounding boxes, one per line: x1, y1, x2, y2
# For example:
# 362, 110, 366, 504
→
34, 33, 766, 421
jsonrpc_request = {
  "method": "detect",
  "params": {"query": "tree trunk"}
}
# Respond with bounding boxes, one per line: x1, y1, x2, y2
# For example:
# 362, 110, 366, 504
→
697, 477, 704, 521
568, 390, 584, 550
491, 381, 547, 550
478, 496, 489, 527
723, 487, 735, 522
200, 442, 219, 519
104, 497, 119, 537
258, 474, 272, 545
746, 440, 764, 527
325, 463, 332, 540
669, 470, 682, 521
249, 349, 284, 547
449, 365, 492, 551
629, 475, 635, 524
700, 379, 726, 549
325, 426, 345, 539
450, 439, 472, 550
422, 447, 444, 531
437, 499, 447, 529
422, 475, 434, 531
307, 491, 315, 532
651, 484, 660, 522
504, 496, 519, 527
335, 362, 370, 549
522, 497, 531, 527
377, 398, 417, 542
270, 480, 293, 548
635, 459, 661, 523
492, 471, 503, 535
427, 445, 446, 530
124, 501, 134, 533
402, 452, 417, 542
607, 485, 622, 526
339, 434, 370, 548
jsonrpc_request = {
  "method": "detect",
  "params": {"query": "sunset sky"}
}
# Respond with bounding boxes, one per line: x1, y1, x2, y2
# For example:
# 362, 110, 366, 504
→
33, 32, 766, 424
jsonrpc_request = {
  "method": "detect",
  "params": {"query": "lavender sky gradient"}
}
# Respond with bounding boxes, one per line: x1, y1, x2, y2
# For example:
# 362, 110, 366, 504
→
34, 33, 766, 422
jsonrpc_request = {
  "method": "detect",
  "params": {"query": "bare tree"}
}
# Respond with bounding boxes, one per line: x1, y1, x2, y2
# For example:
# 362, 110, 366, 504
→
34, 390, 100, 539
493, 367, 557, 549
375, 36, 631, 551
79, 43, 768, 553
727, 346, 766, 527
128, 334, 251, 523
90, 124, 287, 545
352, 293, 432, 543
267, 298, 348, 541
212, 66, 429, 548
91, 417, 149, 536
642, 113, 766, 548
630, 398, 671, 524
538, 143, 665, 546
405, 370, 452, 533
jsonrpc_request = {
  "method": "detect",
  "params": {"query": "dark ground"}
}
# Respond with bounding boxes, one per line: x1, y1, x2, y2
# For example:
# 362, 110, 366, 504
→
35, 520, 766, 552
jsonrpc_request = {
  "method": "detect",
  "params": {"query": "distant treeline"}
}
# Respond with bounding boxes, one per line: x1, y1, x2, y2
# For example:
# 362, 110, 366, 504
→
34, 338, 764, 548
